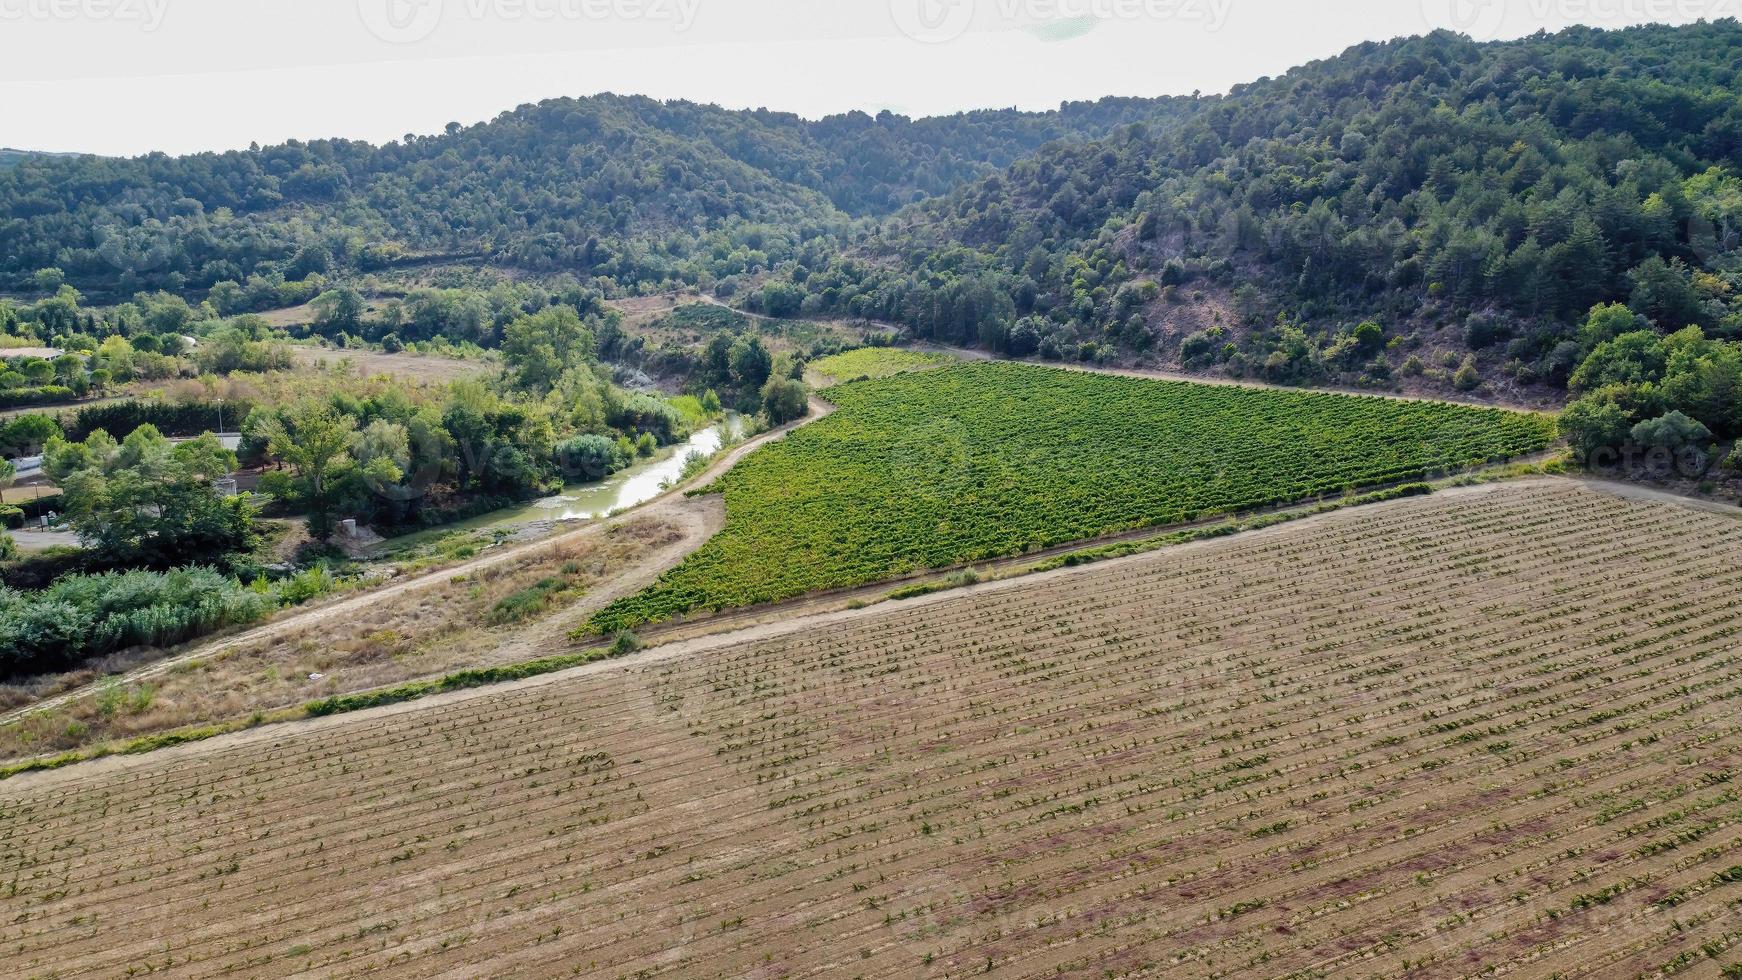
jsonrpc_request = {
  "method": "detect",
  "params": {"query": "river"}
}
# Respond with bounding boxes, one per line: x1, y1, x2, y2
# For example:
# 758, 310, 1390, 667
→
504, 414, 748, 524
371, 415, 748, 556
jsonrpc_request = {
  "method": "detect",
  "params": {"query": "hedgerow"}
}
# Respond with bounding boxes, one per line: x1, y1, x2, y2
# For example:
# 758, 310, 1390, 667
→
589, 364, 1554, 631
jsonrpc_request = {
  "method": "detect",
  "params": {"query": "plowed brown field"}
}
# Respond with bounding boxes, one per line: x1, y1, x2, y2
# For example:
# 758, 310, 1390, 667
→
6, 480, 1742, 978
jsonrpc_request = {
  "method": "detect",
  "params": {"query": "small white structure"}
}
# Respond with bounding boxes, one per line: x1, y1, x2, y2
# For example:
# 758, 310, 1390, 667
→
339, 518, 359, 539
213, 477, 239, 498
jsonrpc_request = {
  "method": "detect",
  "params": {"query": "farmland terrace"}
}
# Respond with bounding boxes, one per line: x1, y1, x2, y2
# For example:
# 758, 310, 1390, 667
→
5, 480, 1742, 977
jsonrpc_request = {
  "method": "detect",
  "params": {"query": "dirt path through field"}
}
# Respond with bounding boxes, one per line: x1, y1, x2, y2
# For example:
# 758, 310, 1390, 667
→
0, 396, 835, 727
10, 481, 1742, 978
0, 477, 1556, 787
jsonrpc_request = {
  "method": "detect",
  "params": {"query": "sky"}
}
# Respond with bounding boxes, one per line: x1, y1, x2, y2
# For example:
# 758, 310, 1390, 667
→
0, 0, 1732, 156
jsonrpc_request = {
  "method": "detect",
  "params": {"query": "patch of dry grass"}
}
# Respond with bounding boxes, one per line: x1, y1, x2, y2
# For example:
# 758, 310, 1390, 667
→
289, 346, 491, 383
0, 517, 684, 761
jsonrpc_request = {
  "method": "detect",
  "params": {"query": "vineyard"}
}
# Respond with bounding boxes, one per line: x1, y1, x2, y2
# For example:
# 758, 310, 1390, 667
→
5, 481, 1742, 977
590, 362, 1555, 631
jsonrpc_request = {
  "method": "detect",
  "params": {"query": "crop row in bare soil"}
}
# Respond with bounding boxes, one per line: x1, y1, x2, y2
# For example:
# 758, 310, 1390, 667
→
5, 480, 1742, 979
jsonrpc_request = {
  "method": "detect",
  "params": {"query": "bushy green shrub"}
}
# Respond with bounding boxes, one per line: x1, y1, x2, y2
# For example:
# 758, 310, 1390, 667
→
0, 562, 340, 679
275, 565, 337, 606
0, 386, 75, 409
555, 433, 631, 482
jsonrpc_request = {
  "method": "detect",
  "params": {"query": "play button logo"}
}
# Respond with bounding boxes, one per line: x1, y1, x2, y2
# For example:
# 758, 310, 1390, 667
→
1423, 0, 1508, 42
359, 0, 444, 44
891, 0, 975, 44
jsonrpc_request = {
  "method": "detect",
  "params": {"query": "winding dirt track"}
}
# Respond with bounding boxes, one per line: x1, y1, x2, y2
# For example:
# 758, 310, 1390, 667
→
0, 397, 835, 728
652, 293, 1557, 411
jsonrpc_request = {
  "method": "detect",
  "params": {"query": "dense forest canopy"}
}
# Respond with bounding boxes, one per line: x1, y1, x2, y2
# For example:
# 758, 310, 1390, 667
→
777, 22, 1742, 388
0, 95, 1189, 296
5, 22, 1742, 398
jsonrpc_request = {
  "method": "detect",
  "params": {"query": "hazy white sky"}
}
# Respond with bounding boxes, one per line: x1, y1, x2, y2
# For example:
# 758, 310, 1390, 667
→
0, 0, 1730, 156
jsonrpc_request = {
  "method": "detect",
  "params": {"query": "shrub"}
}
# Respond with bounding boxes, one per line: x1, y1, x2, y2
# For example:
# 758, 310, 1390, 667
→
487, 577, 570, 626
555, 434, 631, 482
1453, 356, 1481, 391
0, 386, 75, 409
1632, 411, 1712, 452
0, 566, 280, 678
275, 565, 338, 606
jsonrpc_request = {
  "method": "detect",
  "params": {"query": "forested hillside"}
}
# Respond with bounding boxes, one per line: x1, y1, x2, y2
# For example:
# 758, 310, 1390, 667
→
6, 22, 1742, 398
780, 23, 1742, 393
0, 95, 1186, 296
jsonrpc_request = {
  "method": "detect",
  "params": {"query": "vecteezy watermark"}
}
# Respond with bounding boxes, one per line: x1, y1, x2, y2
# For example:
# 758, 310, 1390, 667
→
1584, 441, 1729, 482
1422, 0, 1742, 42
891, 0, 1232, 45
359, 0, 703, 45
0, 0, 168, 30
1421, 0, 1508, 41
890, 0, 976, 43
359, 0, 444, 44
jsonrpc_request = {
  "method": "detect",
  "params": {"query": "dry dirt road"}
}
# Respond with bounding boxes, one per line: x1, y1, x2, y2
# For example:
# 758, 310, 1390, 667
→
0, 396, 834, 728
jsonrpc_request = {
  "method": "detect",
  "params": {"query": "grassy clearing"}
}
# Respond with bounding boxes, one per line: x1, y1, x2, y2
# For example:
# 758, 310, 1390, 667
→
807, 347, 956, 385
590, 362, 1556, 631
288, 346, 490, 383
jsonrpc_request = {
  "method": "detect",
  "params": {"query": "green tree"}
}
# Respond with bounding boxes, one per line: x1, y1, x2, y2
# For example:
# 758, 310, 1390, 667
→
1628, 257, 1709, 330
18, 359, 53, 386
1632, 411, 1712, 452
760, 376, 808, 425
1579, 303, 1647, 354
1559, 395, 1634, 461
257, 403, 358, 539
1352, 321, 1384, 353
45, 427, 255, 566
1569, 332, 1668, 393
502, 306, 597, 393
2, 414, 60, 454
31, 267, 65, 294
1685, 167, 1742, 251
729, 336, 773, 391
311, 286, 366, 334
352, 419, 410, 489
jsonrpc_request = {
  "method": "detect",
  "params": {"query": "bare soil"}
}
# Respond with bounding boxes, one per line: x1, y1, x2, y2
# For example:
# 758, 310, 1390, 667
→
6, 481, 1742, 978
